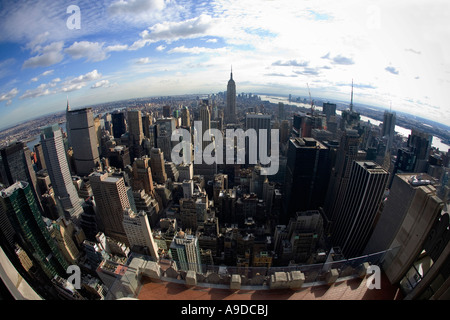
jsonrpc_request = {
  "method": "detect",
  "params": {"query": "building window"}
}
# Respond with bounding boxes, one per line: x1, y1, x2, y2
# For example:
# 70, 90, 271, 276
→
399, 250, 434, 295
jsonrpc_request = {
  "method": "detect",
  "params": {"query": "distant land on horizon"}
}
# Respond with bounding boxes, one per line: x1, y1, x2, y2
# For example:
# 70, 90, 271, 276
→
1, 92, 449, 143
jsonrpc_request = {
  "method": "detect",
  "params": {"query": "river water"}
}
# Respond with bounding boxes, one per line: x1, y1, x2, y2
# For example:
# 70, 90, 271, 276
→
260, 95, 450, 151
25, 97, 450, 152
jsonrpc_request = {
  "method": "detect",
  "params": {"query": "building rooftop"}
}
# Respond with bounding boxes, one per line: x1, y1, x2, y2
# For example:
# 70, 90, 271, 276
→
137, 271, 403, 300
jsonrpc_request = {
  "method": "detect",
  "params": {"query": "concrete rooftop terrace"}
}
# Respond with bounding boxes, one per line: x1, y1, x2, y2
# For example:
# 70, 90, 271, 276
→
137, 271, 403, 300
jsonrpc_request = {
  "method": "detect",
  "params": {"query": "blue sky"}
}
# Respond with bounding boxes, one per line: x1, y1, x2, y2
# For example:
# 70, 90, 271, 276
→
0, 0, 449, 130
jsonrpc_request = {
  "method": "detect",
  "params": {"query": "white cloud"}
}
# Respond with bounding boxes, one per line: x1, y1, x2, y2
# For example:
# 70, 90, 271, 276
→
60, 69, 102, 92
0, 88, 19, 104
272, 60, 309, 67
22, 41, 64, 69
168, 46, 228, 55
65, 70, 102, 85
91, 80, 111, 89
42, 69, 54, 76
65, 41, 109, 62
30, 69, 54, 82
138, 14, 214, 44
109, 0, 165, 15
106, 44, 129, 52
19, 70, 102, 99
135, 57, 151, 64
156, 45, 166, 51
20, 84, 53, 99
321, 52, 355, 65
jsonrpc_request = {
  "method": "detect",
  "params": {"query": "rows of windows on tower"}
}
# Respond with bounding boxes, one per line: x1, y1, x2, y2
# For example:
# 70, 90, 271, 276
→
0, 72, 449, 300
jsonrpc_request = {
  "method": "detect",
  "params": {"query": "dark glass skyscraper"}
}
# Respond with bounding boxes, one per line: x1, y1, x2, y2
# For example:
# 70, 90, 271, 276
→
283, 137, 330, 223
0, 142, 41, 207
382, 110, 396, 149
111, 111, 127, 139
0, 181, 69, 279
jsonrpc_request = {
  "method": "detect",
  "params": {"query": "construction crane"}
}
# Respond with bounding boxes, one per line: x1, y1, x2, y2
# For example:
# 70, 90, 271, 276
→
307, 83, 314, 115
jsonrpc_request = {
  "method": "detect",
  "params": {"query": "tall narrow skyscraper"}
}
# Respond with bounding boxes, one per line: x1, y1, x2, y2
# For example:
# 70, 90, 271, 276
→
331, 161, 389, 258
66, 106, 101, 176
150, 148, 167, 184
225, 67, 236, 124
181, 106, 191, 128
323, 129, 361, 223
131, 156, 154, 196
199, 102, 212, 152
127, 110, 145, 160
111, 111, 127, 139
382, 110, 396, 149
40, 124, 83, 224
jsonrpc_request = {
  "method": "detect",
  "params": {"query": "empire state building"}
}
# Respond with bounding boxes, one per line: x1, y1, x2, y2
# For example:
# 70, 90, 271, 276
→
226, 67, 236, 124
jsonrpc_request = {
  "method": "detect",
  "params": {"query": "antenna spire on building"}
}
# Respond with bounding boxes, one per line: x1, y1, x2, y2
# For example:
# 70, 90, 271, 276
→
350, 79, 354, 112
66, 95, 70, 111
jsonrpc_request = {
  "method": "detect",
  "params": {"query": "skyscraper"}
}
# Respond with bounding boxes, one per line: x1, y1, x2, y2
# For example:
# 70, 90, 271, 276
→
149, 148, 167, 184
40, 124, 83, 224
199, 102, 212, 152
278, 102, 285, 121
0, 181, 69, 279
322, 102, 336, 121
225, 67, 236, 124
283, 137, 330, 223
111, 111, 127, 139
89, 172, 131, 245
0, 141, 41, 206
131, 156, 154, 196
408, 128, 432, 172
127, 110, 145, 160
170, 230, 202, 273
382, 110, 396, 149
123, 208, 159, 260
365, 174, 447, 299
323, 129, 361, 222
66, 106, 101, 176
156, 117, 176, 162
364, 173, 443, 255
162, 105, 171, 118
33, 143, 47, 171
142, 112, 153, 139
245, 113, 272, 162
181, 106, 191, 128
331, 161, 389, 258
50, 217, 81, 265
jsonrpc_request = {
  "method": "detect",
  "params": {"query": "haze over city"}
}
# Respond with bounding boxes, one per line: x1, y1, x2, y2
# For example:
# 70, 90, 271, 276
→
0, 0, 449, 130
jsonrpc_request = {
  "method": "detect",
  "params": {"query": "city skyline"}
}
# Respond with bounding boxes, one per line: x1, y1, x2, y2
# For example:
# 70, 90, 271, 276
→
0, 0, 449, 130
